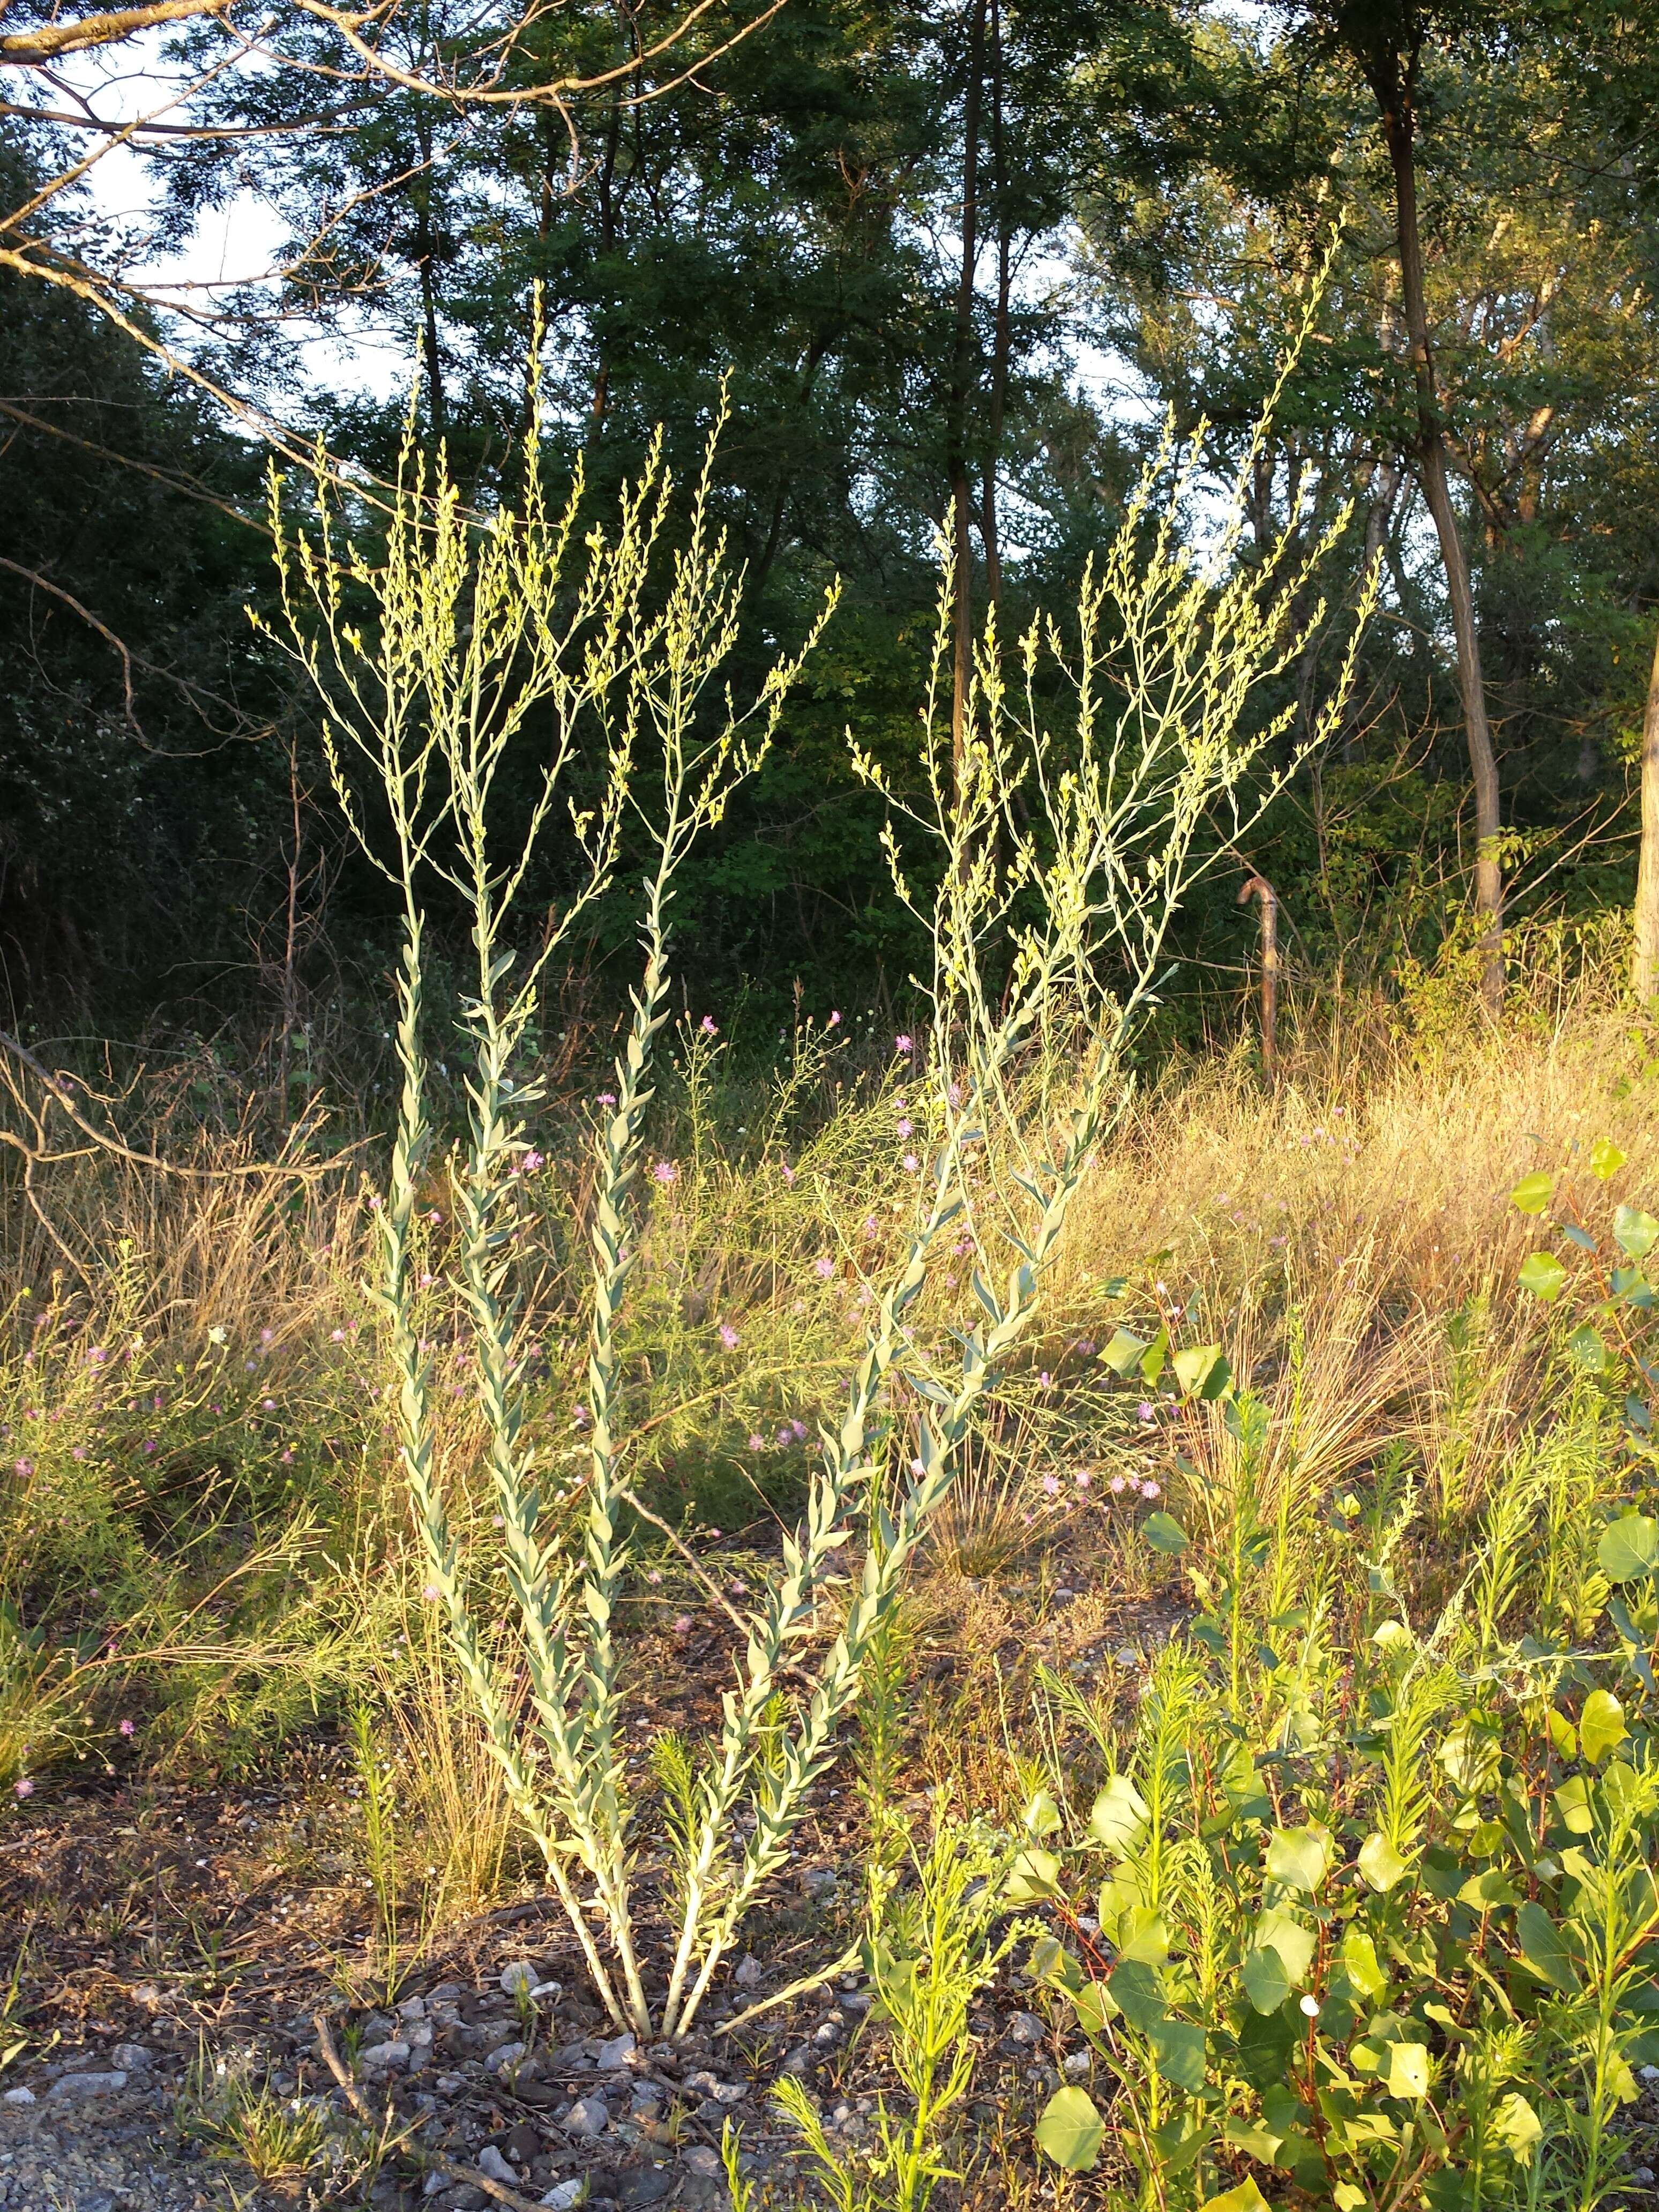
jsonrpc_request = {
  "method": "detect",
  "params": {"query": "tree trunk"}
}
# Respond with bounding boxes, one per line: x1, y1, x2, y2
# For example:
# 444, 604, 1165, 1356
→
1633, 619, 1659, 999
1376, 59, 1503, 1012
413, 113, 446, 440
980, 0, 1009, 617
945, 0, 985, 780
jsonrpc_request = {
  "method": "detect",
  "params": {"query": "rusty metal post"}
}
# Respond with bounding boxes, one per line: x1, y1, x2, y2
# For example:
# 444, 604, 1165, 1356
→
1237, 872, 1279, 1083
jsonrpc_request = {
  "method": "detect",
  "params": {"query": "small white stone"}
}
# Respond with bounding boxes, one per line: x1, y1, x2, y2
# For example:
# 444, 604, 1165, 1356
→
484, 2041, 527, 2074
682, 2069, 721, 2098
530, 1979, 563, 2001
500, 1961, 538, 1997
540, 2183, 585, 2210
477, 2145, 520, 2183
360, 2040, 410, 2069
1006, 2012, 1046, 2046
423, 2174, 446, 2198
565, 2094, 609, 2137
1642, 2066, 1659, 2083
2, 2087, 35, 2105
52, 2071, 128, 2097
1062, 2051, 1090, 2079
682, 2146, 723, 2178
111, 2043, 154, 2071
733, 1956, 762, 1988
595, 2031, 637, 2071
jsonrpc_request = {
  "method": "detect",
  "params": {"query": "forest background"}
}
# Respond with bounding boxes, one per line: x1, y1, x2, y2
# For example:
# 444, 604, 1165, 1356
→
3, 0, 1659, 1074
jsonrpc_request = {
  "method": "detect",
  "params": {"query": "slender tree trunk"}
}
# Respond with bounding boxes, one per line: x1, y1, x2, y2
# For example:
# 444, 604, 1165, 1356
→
1633, 619, 1659, 999
1376, 65, 1503, 1012
413, 114, 446, 440
1238, 873, 1280, 1086
980, 0, 1009, 617
945, 0, 986, 779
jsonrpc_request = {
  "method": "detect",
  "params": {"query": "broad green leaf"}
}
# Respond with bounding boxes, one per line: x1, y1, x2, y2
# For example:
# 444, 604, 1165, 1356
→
1510, 1170, 1555, 1215
1036, 2086, 1104, 2172
1615, 1204, 1659, 1259
1142, 1511, 1189, 1555
1552, 1775, 1594, 1834
1072, 1981, 1119, 2037
1242, 1946, 1292, 2015
1384, 2041, 1430, 2099
1171, 1344, 1224, 1397
1492, 2093, 1542, 2165
1148, 2015, 1207, 2093
1457, 1866, 1518, 1910
1517, 1251, 1567, 1301
1333, 2188, 1367, 2212
1516, 1901, 1579, 1993
1024, 1788, 1063, 1836
1598, 1513, 1659, 1583
1358, 1833, 1409, 1892
1089, 1773, 1149, 1855
1223, 2116, 1284, 2162
1590, 1139, 1627, 1182
1579, 1687, 1627, 1763
1340, 1925, 1386, 1999
1266, 1825, 1329, 1895
1115, 1910, 1170, 1967
1199, 2181, 1271, 2212
1103, 1327, 1149, 1377
1254, 1910, 1317, 1985
1004, 1846, 1060, 1904
1108, 1955, 1167, 2028
1568, 1324, 1610, 1373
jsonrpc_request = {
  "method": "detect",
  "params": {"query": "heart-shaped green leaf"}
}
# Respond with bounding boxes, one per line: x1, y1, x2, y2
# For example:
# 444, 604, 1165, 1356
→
1615, 1204, 1659, 1259
1036, 2086, 1104, 2171
1515, 1900, 1579, 1992
1517, 1251, 1567, 1301
1589, 1139, 1627, 1182
1089, 1773, 1149, 1854
1357, 1833, 1409, 1892
1598, 1513, 1659, 1583
1510, 1170, 1555, 1215
1242, 1946, 1292, 2015
1266, 1825, 1329, 1895
1579, 1686, 1627, 1763
1141, 1511, 1189, 1555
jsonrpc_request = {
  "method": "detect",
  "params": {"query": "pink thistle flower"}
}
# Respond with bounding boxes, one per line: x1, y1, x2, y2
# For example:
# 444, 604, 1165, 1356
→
14, 1777, 33, 1799
118, 1718, 135, 1738
521, 1149, 545, 1173
1075, 1471, 1092, 1490
790, 1420, 807, 1440
13, 1459, 31, 1477
1042, 1474, 1060, 1496
653, 1160, 678, 1185
719, 1324, 739, 1350
597, 1090, 617, 1105
814, 1256, 835, 1280
1137, 1401, 1154, 1423
1141, 1480, 1161, 1499
827, 1010, 841, 1027
672, 1615, 693, 1635
331, 1328, 346, 1342
901, 1153, 919, 1173
422, 1584, 442, 1602
699, 1014, 718, 1035
72, 1447, 86, 1461
647, 1568, 662, 1585
748, 1432, 765, 1451
781, 1163, 796, 1185
894, 1034, 913, 1056
895, 1117, 914, 1138
1109, 1475, 1127, 1494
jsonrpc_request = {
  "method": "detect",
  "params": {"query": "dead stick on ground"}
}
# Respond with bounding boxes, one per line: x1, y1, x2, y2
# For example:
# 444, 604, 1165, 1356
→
313, 2012, 548, 2212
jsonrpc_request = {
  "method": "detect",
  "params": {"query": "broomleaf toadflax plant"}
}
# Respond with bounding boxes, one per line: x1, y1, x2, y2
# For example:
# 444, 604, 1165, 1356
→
261, 315, 1371, 2038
